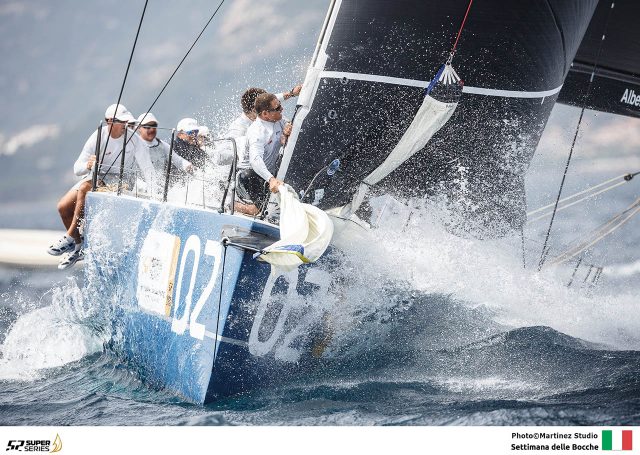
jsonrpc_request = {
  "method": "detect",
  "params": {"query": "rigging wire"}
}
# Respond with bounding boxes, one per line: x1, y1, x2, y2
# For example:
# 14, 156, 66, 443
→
449, 0, 473, 60
527, 179, 628, 223
130, 0, 226, 141
537, 1, 616, 271
98, 0, 149, 177
104, 0, 226, 172
548, 197, 640, 266
211, 244, 228, 374
519, 223, 603, 285
527, 172, 636, 217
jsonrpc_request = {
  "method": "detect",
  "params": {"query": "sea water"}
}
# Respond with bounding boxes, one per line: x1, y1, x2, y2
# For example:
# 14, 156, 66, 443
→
1, 111, 639, 425
1, 214, 638, 424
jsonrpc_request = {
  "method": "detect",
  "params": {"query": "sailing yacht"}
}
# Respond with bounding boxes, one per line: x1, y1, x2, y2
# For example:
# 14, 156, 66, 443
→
83, 0, 640, 403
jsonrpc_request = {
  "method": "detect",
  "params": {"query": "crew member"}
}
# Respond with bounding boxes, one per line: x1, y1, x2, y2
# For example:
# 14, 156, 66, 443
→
236, 93, 293, 215
47, 104, 154, 269
136, 112, 193, 194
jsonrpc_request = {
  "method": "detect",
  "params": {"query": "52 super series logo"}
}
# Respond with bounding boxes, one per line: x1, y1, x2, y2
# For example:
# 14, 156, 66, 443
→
6, 434, 62, 452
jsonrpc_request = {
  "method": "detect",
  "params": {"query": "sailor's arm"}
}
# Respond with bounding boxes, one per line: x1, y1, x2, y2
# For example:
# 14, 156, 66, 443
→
227, 117, 246, 139
160, 140, 193, 172
248, 142, 273, 182
73, 130, 98, 176
248, 133, 283, 193
279, 83, 302, 101
214, 137, 243, 166
217, 117, 247, 166
280, 121, 292, 145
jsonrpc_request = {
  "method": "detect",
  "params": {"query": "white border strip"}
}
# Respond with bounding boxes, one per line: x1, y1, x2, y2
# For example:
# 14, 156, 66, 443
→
320, 70, 563, 99
205, 330, 249, 348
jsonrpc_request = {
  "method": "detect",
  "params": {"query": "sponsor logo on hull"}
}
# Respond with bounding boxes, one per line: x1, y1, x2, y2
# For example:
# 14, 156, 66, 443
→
621, 88, 640, 107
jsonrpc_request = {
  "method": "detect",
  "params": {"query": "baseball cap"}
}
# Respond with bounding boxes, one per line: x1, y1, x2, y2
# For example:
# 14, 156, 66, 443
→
137, 112, 158, 126
105, 103, 135, 122
177, 117, 199, 132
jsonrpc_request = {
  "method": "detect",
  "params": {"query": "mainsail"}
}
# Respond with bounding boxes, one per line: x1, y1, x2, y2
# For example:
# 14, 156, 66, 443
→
280, 0, 599, 237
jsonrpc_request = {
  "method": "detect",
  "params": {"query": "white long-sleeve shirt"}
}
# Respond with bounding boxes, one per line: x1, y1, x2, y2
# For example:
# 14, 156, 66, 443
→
222, 93, 287, 167
227, 113, 253, 140
141, 137, 192, 193
74, 127, 154, 186
244, 117, 286, 181
142, 137, 192, 173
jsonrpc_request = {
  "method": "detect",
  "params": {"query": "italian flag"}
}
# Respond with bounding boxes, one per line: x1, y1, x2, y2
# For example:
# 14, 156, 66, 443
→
602, 430, 633, 451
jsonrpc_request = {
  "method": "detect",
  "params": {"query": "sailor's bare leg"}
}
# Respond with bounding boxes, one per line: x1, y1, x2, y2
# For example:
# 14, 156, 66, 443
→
57, 188, 78, 231
234, 201, 260, 216
67, 181, 92, 243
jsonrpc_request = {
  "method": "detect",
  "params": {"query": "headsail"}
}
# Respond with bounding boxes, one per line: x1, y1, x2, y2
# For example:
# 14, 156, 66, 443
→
280, 0, 599, 237
557, 1, 640, 118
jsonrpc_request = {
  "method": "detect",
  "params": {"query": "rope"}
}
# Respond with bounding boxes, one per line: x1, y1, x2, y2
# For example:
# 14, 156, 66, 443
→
450, 0, 473, 58
522, 227, 602, 279
520, 226, 526, 269
625, 170, 640, 181
104, 0, 227, 173
537, 1, 616, 271
98, 0, 149, 177
549, 197, 640, 266
591, 267, 604, 286
566, 257, 582, 287
537, 110, 583, 270
527, 173, 633, 216
527, 180, 627, 223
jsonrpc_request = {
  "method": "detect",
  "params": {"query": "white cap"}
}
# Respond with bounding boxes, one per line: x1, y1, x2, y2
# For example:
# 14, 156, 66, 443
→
105, 103, 135, 122
198, 126, 209, 137
137, 112, 158, 126
177, 117, 199, 132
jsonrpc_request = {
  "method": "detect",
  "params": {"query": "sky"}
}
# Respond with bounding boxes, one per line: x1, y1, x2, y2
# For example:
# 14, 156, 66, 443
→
0, 0, 638, 266
0, 0, 327, 228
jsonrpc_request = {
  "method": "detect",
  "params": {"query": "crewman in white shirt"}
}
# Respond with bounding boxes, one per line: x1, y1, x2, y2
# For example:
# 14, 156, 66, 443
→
47, 104, 155, 270
236, 93, 293, 215
136, 112, 193, 192
219, 85, 301, 167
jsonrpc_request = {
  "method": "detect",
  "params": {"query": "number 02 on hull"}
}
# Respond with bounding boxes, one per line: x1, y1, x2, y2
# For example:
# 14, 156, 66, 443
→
85, 192, 334, 403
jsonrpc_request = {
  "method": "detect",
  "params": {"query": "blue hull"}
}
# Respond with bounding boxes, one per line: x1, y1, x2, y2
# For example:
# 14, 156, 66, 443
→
84, 192, 334, 403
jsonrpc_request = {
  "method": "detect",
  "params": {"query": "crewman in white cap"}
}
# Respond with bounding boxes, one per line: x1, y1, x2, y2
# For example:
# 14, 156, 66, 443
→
47, 103, 155, 270
173, 117, 207, 170
136, 112, 193, 186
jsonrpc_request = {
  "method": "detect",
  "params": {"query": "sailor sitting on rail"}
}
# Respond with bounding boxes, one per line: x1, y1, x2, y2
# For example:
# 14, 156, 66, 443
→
136, 112, 193, 192
47, 103, 155, 270
173, 118, 207, 170
235, 93, 292, 216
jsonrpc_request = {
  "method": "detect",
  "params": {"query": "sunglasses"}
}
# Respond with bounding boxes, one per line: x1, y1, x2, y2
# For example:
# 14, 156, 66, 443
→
141, 124, 158, 129
105, 118, 127, 124
185, 129, 199, 135
266, 103, 283, 113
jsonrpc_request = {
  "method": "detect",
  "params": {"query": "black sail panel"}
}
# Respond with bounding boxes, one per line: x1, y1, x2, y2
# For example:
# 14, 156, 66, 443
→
557, 0, 640, 118
281, 0, 598, 237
